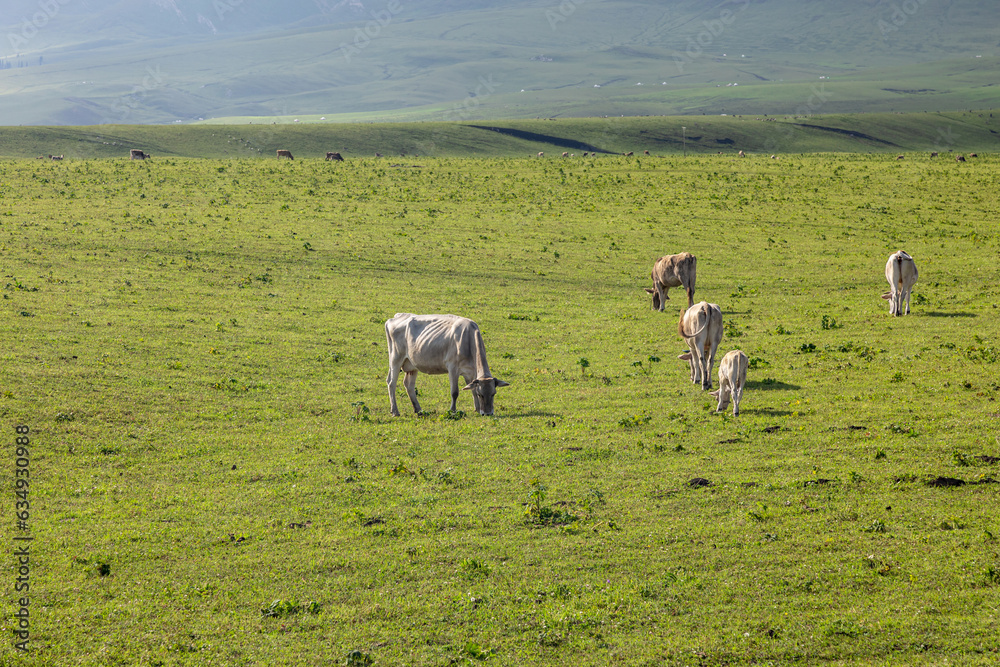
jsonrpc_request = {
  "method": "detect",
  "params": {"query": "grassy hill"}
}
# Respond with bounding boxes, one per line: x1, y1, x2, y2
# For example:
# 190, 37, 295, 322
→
1, 0, 998, 125
1, 111, 998, 159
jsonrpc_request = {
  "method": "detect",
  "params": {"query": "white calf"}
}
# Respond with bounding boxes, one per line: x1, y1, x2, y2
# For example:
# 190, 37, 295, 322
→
709, 350, 748, 416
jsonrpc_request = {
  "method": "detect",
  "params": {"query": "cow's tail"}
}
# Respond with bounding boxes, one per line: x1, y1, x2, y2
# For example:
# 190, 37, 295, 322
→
678, 304, 709, 340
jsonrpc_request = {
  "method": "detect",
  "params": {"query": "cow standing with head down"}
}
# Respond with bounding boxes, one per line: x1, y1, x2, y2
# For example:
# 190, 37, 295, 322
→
677, 301, 723, 390
881, 251, 918, 316
645, 252, 697, 310
385, 313, 509, 416
710, 350, 748, 416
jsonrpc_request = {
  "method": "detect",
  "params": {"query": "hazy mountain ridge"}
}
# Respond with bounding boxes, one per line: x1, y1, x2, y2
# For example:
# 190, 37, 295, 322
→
0, 0, 997, 125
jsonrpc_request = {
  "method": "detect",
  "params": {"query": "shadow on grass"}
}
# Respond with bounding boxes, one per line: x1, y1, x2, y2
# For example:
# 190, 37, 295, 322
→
922, 311, 977, 318
744, 408, 795, 417
746, 379, 800, 391
500, 411, 562, 419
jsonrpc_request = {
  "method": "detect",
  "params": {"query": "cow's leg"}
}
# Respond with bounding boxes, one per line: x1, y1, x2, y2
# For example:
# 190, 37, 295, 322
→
690, 344, 704, 385
386, 366, 402, 416
685, 284, 695, 309
731, 383, 743, 416
403, 370, 421, 413
448, 369, 461, 413
903, 288, 911, 315
703, 342, 719, 391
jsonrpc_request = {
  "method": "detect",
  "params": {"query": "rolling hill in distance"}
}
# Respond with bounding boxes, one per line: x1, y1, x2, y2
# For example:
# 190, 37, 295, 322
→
1, 0, 998, 127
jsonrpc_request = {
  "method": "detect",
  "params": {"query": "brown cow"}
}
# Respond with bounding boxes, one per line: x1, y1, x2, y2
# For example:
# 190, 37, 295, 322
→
326, 152, 344, 161
969, 153, 978, 158
129, 149, 149, 160
645, 252, 697, 310
276, 149, 294, 159
956, 155, 966, 162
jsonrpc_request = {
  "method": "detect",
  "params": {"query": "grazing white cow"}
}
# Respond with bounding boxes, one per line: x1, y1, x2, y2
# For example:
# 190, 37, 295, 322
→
645, 252, 697, 310
881, 251, 918, 316
709, 350, 748, 416
385, 313, 509, 416
677, 301, 723, 390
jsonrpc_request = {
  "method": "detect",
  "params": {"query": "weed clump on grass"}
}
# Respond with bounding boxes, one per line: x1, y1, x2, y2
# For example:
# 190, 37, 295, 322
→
618, 414, 651, 429
350, 401, 371, 422
524, 480, 577, 527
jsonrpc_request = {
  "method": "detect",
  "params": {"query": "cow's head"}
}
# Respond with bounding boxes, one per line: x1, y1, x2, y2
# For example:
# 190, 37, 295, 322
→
463, 377, 510, 416
644, 287, 661, 310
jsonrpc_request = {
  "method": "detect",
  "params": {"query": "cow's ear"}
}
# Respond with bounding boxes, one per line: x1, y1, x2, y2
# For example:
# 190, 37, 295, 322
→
678, 352, 692, 361
880, 292, 891, 300
709, 390, 720, 399
644, 288, 655, 294
495, 379, 510, 388
462, 381, 478, 391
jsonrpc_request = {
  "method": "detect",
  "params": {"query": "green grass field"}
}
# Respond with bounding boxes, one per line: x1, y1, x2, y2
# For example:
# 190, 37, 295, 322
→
1, 153, 998, 665
2, 109, 999, 160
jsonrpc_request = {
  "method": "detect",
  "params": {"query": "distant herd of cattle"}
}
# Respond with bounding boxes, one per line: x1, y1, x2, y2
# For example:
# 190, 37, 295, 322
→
34, 149, 980, 163
385, 248, 919, 418
125, 149, 343, 160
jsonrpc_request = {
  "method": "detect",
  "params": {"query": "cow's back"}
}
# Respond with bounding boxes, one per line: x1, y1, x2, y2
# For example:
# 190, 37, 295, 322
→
653, 252, 696, 287
386, 313, 480, 376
